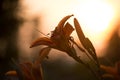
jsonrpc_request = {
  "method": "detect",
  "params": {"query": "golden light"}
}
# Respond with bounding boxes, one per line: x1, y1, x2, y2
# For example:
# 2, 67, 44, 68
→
72, 0, 116, 57
73, 0, 115, 40
19, 0, 116, 58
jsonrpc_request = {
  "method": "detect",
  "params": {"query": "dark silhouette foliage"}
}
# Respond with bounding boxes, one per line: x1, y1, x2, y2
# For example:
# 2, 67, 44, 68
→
0, 0, 21, 79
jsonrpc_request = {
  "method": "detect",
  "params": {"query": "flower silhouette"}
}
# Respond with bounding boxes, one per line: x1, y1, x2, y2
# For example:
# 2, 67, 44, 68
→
30, 15, 84, 63
29, 15, 102, 80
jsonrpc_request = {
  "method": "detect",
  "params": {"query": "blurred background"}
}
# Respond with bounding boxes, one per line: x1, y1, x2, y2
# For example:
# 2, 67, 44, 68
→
0, 0, 120, 80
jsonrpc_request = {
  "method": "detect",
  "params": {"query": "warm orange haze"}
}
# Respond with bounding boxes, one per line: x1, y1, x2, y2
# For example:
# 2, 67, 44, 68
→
1, 0, 120, 80
18, 0, 119, 60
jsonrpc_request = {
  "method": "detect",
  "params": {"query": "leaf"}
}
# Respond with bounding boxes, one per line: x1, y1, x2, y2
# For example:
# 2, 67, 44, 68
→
63, 22, 74, 38
30, 37, 55, 48
38, 47, 51, 63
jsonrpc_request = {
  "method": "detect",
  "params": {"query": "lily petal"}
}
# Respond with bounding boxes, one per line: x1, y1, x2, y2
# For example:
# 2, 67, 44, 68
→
5, 71, 17, 76
38, 47, 51, 63
30, 37, 55, 48
63, 22, 74, 38
56, 14, 73, 32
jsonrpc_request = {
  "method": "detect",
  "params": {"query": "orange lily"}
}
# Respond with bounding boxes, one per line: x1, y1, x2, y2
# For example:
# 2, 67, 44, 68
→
5, 61, 43, 80
30, 15, 85, 64
29, 15, 102, 80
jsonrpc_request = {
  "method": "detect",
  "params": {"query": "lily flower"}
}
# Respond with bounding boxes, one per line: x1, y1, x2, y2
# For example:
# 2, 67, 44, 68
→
30, 15, 84, 64
5, 61, 43, 80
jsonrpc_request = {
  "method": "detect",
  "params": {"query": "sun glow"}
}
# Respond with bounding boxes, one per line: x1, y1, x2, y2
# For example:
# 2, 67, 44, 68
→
21, 0, 115, 39
20, 0, 116, 57
73, 0, 115, 40
72, 0, 116, 57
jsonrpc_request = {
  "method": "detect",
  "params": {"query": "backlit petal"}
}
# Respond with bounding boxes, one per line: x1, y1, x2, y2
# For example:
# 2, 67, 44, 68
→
57, 14, 73, 32
63, 22, 74, 38
30, 37, 55, 48
38, 47, 51, 63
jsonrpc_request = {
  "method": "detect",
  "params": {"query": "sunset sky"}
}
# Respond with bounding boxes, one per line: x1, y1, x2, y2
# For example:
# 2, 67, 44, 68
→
18, 0, 120, 59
